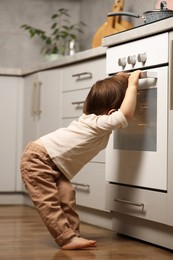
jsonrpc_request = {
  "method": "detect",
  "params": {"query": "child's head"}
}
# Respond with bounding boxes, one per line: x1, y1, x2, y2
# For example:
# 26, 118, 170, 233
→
83, 73, 129, 115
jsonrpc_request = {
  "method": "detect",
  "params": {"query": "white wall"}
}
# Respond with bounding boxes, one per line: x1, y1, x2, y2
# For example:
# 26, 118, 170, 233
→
0, 0, 158, 69
80, 0, 157, 50
0, 0, 81, 68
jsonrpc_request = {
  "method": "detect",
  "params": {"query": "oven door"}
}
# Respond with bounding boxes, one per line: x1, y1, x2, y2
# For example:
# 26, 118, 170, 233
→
106, 67, 168, 191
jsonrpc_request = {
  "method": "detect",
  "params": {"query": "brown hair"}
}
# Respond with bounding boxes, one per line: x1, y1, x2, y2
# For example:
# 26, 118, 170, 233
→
83, 73, 129, 115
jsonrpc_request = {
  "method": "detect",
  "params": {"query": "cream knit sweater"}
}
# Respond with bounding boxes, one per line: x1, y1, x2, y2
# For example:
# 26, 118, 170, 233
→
41, 109, 127, 180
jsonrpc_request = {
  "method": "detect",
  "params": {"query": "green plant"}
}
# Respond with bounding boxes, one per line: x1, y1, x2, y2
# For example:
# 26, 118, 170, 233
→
21, 8, 86, 56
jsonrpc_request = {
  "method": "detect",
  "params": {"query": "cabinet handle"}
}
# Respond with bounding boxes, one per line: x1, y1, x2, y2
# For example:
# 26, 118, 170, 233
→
114, 198, 144, 209
72, 181, 90, 190
37, 81, 42, 116
72, 72, 92, 80
32, 81, 42, 116
32, 82, 38, 116
71, 101, 85, 106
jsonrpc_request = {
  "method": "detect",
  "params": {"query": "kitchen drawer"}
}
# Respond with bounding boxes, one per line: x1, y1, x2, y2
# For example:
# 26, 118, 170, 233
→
61, 118, 105, 163
62, 57, 106, 92
105, 183, 167, 224
72, 162, 106, 211
62, 88, 89, 118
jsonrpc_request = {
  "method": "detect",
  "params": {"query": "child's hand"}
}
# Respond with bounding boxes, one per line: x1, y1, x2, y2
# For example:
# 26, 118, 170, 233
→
120, 70, 141, 121
128, 70, 141, 88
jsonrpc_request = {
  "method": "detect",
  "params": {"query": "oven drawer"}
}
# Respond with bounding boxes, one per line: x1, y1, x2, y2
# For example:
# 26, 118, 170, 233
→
105, 183, 167, 224
72, 163, 106, 211
106, 32, 168, 74
62, 89, 89, 118
62, 57, 106, 92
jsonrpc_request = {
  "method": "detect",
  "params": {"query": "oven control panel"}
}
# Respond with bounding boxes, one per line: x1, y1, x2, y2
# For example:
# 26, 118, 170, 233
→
106, 33, 168, 75
118, 53, 147, 67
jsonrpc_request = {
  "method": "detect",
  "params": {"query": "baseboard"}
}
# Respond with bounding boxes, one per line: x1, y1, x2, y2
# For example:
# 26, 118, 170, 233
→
0, 193, 112, 230
77, 205, 113, 230
0, 192, 25, 205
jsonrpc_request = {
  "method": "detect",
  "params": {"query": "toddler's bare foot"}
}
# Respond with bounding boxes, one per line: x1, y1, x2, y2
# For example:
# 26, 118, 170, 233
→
61, 236, 96, 250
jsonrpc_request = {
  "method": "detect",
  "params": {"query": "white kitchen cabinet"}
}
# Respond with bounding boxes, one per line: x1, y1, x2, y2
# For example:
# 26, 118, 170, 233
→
61, 56, 107, 211
62, 58, 106, 92
72, 163, 106, 210
62, 89, 89, 118
23, 69, 62, 147
0, 76, 23, 191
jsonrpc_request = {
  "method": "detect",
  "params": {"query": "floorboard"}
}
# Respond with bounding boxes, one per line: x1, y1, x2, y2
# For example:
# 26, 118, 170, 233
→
0, 205, 172, 259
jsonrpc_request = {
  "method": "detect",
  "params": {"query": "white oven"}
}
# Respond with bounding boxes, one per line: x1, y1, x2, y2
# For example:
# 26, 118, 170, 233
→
106, 32, 169, 191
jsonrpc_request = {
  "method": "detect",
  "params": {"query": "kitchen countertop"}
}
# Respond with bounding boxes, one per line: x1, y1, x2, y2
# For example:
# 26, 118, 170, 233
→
1, 17, 173, 77
102, 16, 173, 47
0, 46, 106, 77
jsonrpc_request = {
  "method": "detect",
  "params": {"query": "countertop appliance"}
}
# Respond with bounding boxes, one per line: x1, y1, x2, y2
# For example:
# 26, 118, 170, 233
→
104, 18, 173, 250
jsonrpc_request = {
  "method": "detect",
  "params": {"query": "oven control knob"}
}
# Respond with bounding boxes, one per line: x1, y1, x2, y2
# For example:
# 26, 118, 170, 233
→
118, 57, 126, 68
127, 55, 136, 65
137, 53, 147, 64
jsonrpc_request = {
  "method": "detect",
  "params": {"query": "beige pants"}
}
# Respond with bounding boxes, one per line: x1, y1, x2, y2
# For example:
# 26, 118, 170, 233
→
20, 142, 80, 247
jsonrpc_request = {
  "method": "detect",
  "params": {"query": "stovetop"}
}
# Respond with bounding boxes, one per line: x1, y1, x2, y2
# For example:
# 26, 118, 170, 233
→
102, 16, 173, 47
104, 15, 173, 38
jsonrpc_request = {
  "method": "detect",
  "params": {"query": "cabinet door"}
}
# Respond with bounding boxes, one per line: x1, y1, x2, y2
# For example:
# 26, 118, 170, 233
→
23, 73, 38, 147
0, 76, 21, 191
38, 69, 62, 136
62, 89, 89, 118
62, 57, 106, 92
61, 56, 107, 211
72, 163, 106, 211
23, 69, 62, 147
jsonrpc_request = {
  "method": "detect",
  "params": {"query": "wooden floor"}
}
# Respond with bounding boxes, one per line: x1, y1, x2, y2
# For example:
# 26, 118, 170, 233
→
0, 206, 172, 259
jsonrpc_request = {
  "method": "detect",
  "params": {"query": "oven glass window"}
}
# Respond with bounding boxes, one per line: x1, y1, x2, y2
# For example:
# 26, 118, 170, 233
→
114, 88, 157, 151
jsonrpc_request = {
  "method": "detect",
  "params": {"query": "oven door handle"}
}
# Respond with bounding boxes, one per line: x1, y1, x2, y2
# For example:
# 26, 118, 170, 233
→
139, 71, 157, 79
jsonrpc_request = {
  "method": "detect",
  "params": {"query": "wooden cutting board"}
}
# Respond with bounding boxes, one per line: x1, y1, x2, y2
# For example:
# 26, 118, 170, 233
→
92, 0, 133, 48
